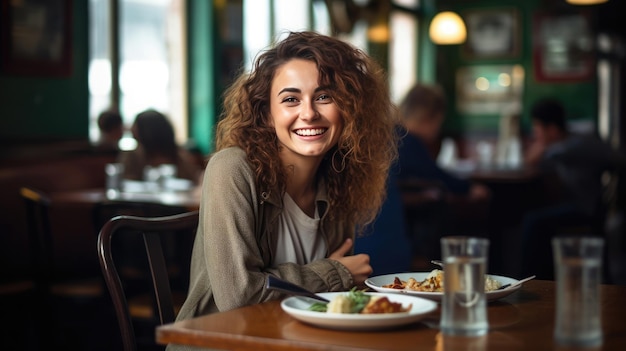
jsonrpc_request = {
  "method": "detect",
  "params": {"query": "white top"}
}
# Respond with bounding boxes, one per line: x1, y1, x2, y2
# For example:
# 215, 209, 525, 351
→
273, 192, 326, 266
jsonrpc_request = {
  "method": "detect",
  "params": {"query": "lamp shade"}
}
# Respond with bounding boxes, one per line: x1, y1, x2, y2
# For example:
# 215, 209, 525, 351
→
566, 0, 608, 4
429, 11, 467, 45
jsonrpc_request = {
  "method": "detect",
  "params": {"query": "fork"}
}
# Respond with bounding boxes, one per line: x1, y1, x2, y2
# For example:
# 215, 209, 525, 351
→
431, 260, 443, 267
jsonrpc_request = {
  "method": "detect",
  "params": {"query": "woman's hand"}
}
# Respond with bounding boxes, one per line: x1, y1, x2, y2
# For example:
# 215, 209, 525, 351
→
329, 238, 373, 286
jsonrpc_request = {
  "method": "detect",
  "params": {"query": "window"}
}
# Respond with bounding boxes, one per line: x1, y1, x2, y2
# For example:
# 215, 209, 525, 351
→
89, 1, 421, 149
242, 0, 419, 103
389, 7, 417, 103
88, 0, 112, 142
243, 0, 318, 71
88, 0, 186, 148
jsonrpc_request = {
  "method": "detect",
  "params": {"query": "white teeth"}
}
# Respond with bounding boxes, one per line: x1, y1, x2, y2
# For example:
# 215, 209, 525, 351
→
295, 128, 326, 136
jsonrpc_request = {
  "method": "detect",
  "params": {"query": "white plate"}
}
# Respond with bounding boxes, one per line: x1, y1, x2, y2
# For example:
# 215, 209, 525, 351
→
365, 272, 521, 302
280, 292, 437, 331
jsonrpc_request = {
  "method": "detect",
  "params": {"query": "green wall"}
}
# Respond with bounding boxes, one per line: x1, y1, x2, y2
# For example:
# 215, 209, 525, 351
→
0, 0, 89, 143
435, 0, 598, 137
188, 0, 217, 155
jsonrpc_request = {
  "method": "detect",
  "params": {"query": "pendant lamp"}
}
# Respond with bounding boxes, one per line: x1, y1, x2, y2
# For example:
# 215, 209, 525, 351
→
429, 11, 467, 45
566, 0, 608, 4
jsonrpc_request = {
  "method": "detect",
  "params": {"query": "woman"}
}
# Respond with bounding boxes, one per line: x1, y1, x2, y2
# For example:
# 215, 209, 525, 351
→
176, 31, 398, 320
117, 109, 202, 184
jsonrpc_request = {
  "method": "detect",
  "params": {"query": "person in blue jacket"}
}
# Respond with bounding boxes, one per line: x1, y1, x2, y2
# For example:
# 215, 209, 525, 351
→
396, 84, 491, 266
354, 166, 412, 275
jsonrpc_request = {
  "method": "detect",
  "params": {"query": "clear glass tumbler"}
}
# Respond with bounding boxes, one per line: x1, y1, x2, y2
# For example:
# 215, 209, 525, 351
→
105, 163, 124, 195
552, 236, 604, 347
440, 236, 490, 336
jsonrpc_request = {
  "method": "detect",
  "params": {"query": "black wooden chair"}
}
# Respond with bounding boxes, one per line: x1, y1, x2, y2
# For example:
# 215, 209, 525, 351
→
92, 201, 190, 323
97, 210, 199, 351
21, 187, 105, 294
92, 200, 189, 234
20, 186, 107, 349
2, 189, 40, 350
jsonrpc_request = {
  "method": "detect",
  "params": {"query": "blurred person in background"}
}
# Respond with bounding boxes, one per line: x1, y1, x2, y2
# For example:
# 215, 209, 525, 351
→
354, 165, 412, 275
521, 97, 620, 280
95, 108, 124, 152
396, 83, 491, 268
397, 84, 490, 200
116, 109, 203, 184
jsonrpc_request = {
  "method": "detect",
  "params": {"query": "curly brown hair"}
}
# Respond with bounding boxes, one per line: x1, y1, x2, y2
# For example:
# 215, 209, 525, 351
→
215, 31, 398, 233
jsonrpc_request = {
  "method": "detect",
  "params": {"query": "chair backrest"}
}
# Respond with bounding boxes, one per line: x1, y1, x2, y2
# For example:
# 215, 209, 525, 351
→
20, 187, 54, 290
397, 178, 447, 208
97, 210, 199, 351
92, 200, 188, 235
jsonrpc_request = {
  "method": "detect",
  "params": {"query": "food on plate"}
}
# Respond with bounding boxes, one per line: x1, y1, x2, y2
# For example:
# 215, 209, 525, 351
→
308, 288, 411, 314
361, 295, 410, 314
484, 274, 503, 291
382, 269, 502, 292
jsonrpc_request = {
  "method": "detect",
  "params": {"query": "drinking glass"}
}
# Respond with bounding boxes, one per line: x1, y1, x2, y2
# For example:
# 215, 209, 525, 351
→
552, 236, 604, 347
440, 236, 490, 336
105, 163, 124, 195
159, 164, 177, 191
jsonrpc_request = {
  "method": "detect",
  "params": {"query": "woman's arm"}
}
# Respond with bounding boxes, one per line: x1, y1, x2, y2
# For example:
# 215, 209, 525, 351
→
201, 148, 353, 311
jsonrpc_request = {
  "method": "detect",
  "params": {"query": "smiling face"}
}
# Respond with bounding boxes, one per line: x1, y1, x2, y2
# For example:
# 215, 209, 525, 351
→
270, 59, 343, 165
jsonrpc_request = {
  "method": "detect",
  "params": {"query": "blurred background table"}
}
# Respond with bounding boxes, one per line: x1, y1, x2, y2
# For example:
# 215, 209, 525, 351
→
440, 162, 545, 275
50, 187, 201, 211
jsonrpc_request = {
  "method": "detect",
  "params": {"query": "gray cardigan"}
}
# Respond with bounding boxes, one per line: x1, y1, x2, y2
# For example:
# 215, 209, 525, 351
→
175, 147, 355, 322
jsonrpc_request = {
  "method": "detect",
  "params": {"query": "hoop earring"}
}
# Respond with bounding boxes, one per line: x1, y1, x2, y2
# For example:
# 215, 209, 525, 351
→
331, 150, 346, 173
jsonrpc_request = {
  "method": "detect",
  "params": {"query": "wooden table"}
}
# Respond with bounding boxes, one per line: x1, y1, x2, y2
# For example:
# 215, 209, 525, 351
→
156, 280, 626, 350
466, 166, 540, 184
50, 187, 200, 211
442, 161, 540, 184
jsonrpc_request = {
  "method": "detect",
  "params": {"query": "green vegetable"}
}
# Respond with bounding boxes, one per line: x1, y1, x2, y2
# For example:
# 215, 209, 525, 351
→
307, 287, 371, 313
308, 302, 328, 312
347, 287, 371, 313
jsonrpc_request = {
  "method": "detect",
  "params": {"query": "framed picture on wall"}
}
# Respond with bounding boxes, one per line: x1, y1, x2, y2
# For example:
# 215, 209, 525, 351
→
532, 11, 594, 82
462, 8, 521, 59
0, 0, 73, 76
456, 64, 525, 116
